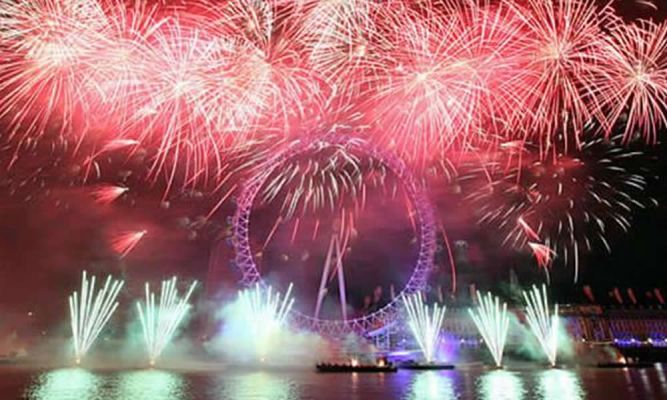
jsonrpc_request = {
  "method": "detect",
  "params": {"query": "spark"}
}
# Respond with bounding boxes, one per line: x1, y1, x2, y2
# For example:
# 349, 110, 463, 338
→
403, 292, 447, 363
523, 284, 559, 366
238, 283, 294, 361
136, 277, 197, 366
528, 242, 556, 269
111, 229, 146, 258
468, 291, 510, 367
68, 270, 124, 364
91, 185, 128, 204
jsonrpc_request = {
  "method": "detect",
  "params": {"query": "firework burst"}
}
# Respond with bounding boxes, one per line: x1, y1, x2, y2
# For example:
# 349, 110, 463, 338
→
504, 0, 610, 152
594, 19, 667, 144
462, 133, 656, 281
0, 0, 109, 143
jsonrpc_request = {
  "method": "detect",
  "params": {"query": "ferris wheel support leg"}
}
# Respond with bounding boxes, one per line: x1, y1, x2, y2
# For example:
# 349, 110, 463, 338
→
335, 235, 348, 321
314, 235, 335, 319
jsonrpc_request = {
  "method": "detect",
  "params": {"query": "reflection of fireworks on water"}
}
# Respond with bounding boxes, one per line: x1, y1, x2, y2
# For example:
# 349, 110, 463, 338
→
136, 277, 197, 366
462, 134, 656, 281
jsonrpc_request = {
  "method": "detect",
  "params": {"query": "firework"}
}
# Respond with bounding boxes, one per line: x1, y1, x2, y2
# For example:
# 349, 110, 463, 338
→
259, 144, 365, 219
69, 271, 124, 364
136, 277, 197, 366
504, 0, 610, 152
111, 230, 147, 258
523, 284, 559, 366
594, 20, 667, 144
0, 0, 109, 141
91, 185, 128, 204
468, 291, 510, 367
463, 133, 655, 281
238, 283, 294, 361
403, 292, 447, 363
528, 242, 556, 270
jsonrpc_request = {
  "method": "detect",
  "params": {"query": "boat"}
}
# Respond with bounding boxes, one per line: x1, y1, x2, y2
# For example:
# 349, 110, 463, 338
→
316, 362, 398, 373
399, 363, 455, 370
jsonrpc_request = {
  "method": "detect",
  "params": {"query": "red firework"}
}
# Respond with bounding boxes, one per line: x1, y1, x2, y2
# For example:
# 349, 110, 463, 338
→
593, 19, 667, 144
0, 0, 664, 193
110, 229, 146, 258
91, 184, 128, 204
503, 0, 611, 153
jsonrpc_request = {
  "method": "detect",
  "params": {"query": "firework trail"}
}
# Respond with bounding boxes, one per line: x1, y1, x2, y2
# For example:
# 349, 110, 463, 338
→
136, 277, 197, 366
461, 133, 656, 281
468, 291, 510, 367
522, 284, 559, 366
90, 185, 127, 204
403, 292, 447, 363
111, 229, 147, 258
69, 270, 124, 364
238, 283, 294, 362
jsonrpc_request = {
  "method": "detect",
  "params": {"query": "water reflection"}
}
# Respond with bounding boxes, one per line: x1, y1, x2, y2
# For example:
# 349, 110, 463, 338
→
535, 369, 585, 400
406, 371, 456, 400
477, 370, 525, 400
25, 368, 101, 400
220, 372, 298, 400
117, 370, 187, 400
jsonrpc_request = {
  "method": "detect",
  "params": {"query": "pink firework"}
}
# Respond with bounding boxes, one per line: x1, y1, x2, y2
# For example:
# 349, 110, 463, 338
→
300, 0, 395, 99
0, 0, 109, 142
594, 20, 667, 144
200, 0, 321, 137
364, 1, 521, 165
111, 229, 146, 258
91, 184, 128, 204
504, 0, 610, 152
528, 242, 556, 269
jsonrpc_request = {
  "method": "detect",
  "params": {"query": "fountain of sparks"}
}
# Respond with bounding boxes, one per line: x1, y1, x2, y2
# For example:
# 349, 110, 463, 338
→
137, 277, 198, 366
523, 284, 559, 366
238, 283, 295, 362
69, 271, 124, 364
468, 291, 510, 367
403, 293, 447, 363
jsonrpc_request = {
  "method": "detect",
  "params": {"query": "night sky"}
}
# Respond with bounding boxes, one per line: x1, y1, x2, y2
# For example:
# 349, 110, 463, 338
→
1, 0, 667, 336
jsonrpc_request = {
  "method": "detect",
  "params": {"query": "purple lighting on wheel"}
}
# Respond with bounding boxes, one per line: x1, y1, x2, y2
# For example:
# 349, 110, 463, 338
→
231, 135, 437, 336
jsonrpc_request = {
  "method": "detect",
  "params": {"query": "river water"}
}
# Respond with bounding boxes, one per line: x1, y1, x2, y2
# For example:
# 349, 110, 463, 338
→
1, 364, 667, 400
